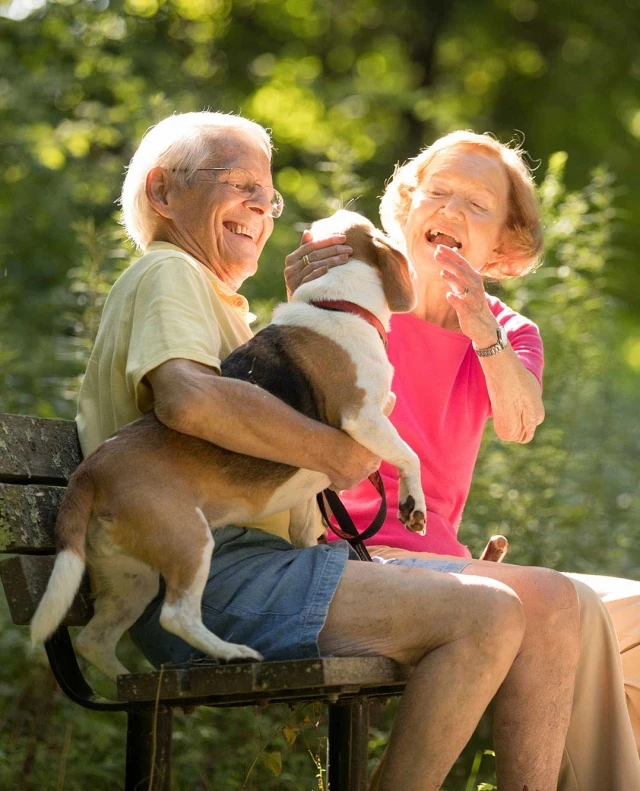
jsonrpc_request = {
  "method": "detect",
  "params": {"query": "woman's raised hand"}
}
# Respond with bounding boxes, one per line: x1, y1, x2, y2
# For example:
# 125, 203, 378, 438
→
435, 244, 500, 348
284, 230, 352, 297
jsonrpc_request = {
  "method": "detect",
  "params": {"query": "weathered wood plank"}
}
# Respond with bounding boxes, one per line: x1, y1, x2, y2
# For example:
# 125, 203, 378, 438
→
117, 657, 411, 704
0, 555, 92, 626
0, 483, 63, 553
0, 414, 81, 484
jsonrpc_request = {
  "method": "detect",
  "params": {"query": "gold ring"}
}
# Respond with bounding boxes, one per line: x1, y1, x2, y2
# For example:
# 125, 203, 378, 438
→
302, 254, 310, 267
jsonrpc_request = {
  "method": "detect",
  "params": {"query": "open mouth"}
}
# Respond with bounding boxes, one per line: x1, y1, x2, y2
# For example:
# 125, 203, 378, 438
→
426, 229, 462, 250
223, 222, 256, 241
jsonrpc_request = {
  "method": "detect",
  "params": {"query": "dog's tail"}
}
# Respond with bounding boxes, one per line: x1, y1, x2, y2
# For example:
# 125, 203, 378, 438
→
30, 468, 94, 647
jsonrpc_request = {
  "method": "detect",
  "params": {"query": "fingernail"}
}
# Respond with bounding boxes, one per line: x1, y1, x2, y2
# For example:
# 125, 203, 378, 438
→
340, 254, 349, 262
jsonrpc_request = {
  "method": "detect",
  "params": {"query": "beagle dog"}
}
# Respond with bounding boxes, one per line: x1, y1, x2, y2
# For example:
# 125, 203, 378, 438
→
31, 210, 427, 680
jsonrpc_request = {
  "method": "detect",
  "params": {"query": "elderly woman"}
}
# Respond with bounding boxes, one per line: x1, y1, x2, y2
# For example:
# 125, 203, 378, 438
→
77, 111, 582, 791
286, 131, 640, 790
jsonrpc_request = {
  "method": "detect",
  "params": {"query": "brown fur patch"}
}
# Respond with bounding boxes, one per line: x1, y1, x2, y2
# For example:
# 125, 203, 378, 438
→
83, 413, 298, 588
282, 326, 366, 428
343, 223, 416, 313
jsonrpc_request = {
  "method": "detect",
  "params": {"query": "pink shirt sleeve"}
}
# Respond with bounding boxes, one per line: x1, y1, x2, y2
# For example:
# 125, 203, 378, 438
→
488, 295, 544, 386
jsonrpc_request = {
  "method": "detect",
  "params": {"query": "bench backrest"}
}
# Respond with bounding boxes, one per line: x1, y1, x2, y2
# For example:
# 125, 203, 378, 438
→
0, 414, 93, 626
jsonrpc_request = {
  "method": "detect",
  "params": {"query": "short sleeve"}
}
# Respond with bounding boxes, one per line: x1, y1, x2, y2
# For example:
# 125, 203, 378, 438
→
507, 321, 544, 387
126, 256, 223, 412
487, 295, 544, 387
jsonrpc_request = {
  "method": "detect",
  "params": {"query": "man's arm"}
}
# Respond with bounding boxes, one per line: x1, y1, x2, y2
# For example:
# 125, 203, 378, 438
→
147, 358, 380, 490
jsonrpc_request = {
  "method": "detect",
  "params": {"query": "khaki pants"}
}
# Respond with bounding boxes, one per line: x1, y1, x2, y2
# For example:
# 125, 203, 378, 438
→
567, 574, 640, 751
368, 547, 640, 790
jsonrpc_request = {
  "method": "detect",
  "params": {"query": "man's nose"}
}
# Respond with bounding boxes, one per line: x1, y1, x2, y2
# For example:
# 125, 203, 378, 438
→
247, 186, 271, 214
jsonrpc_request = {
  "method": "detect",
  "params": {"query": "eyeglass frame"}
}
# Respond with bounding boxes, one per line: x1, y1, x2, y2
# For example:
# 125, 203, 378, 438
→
188, 166, 285, 219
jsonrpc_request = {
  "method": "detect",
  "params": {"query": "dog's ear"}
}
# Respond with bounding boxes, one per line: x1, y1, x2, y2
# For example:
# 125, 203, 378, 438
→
372, 234, 417, 313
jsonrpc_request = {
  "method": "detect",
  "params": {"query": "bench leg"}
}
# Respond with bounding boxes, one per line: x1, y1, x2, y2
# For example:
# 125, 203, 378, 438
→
125, 706, 173, 791
327, 698, 369, 791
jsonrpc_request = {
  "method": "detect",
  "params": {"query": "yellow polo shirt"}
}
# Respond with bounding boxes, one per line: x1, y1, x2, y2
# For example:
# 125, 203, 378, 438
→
76, 241, 291, 540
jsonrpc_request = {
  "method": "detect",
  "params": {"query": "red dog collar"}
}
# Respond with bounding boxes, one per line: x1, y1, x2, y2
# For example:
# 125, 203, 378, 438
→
309, 300, 388, 348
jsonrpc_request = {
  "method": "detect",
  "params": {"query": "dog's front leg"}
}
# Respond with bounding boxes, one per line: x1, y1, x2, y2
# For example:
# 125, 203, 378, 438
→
289, 498, 323, 549
342, 409, 426, 534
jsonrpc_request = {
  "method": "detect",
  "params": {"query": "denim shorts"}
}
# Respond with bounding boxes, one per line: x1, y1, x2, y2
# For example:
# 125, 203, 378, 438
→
129, 526, 470, 668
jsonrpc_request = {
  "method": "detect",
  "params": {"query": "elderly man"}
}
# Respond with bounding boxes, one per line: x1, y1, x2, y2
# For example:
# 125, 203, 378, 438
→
76, 111, 581, 791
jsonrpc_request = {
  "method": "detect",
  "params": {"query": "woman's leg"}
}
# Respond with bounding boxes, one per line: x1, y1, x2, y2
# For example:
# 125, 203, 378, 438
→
321, 559, 577, 791
565, 573, 640, 753
369, 547, 640, 790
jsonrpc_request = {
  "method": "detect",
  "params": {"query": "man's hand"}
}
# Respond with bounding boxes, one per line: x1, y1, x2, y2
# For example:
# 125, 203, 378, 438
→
284, 230, 352, 297
326, 434, 381, 492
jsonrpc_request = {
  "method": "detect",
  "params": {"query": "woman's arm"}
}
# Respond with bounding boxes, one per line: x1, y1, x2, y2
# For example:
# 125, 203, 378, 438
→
476, 348, 544, 443
147, 358, 381, 489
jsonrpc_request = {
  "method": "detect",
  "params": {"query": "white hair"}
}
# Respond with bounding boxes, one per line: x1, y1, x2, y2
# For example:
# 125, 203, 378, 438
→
120, 112, 272, 250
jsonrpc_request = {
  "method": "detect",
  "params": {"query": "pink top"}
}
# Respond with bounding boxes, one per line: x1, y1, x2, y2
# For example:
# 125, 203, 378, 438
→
330, 296, 544, 558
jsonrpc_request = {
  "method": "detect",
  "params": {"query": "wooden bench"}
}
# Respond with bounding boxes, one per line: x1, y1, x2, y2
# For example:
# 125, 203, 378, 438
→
0, 413, 411, 790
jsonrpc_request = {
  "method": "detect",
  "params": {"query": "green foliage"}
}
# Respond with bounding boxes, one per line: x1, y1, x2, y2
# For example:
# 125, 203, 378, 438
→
464, 159, 640, 579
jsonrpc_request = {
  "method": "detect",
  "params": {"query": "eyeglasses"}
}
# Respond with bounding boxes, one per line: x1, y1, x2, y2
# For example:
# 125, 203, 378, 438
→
196, 167, 284, 218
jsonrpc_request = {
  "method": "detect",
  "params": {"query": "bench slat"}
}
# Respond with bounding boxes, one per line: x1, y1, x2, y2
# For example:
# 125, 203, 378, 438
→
0, 483, 63, 553
0, 555, 92, 626
0, 414, 81, 484
118, 657, 411, 705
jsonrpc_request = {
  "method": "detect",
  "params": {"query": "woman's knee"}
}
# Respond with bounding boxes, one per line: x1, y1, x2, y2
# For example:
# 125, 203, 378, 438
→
565, 574, 615, 633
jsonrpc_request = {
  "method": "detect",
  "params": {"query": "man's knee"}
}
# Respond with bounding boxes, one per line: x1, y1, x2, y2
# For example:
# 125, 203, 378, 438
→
462, 577, 526, 645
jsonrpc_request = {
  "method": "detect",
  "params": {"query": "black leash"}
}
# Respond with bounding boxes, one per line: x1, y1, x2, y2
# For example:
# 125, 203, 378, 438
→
316, 471, 386, 562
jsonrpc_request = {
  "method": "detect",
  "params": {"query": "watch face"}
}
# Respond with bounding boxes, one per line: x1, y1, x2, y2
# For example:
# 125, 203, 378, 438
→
497, 325, 507, 347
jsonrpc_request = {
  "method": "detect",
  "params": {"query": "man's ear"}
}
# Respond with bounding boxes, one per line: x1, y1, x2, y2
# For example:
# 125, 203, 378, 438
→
145, 167, 174, 220
372, 234, 417, 313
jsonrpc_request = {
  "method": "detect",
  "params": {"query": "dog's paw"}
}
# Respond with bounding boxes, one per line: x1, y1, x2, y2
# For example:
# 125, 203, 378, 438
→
398, 496, 427, 535
218, 643, 263, 664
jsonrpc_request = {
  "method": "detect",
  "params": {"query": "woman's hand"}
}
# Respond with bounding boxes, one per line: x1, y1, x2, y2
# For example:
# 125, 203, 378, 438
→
284, 230, 352, 297
435, 244, 499, 348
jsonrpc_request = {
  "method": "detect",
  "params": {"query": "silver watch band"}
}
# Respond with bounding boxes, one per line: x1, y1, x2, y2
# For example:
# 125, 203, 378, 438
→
476, 343, 505, 357
475, 326, 508, 357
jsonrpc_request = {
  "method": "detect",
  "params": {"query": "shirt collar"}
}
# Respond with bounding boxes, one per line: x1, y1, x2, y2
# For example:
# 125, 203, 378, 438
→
146, 241, 254, 320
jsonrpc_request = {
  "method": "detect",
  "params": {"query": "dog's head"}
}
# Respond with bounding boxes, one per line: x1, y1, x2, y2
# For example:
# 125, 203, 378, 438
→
310, 210, 417, 313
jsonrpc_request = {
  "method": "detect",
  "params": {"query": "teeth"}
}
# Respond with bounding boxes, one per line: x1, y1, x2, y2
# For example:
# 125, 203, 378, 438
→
428, 229, 461, 248
226, 223, 255, 240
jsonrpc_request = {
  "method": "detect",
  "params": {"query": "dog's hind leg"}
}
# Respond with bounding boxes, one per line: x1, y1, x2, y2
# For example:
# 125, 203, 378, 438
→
289, 497, 322, 548
75, 555, 159, 681
158, 509, 263, 663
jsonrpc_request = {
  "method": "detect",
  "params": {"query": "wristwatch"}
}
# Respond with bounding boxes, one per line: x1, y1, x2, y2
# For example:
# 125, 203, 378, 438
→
474, 325, 508, 357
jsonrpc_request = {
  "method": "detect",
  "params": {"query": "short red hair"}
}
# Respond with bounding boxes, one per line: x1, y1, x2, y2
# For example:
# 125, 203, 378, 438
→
380, 131, 543, 279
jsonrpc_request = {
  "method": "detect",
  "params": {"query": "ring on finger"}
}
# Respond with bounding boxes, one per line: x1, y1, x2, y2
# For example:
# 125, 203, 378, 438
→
302, 254, 310, 267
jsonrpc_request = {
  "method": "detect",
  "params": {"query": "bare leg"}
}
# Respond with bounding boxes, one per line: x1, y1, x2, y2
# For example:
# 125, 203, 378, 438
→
320, 560, 525, 791
370, 547, 640, 791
